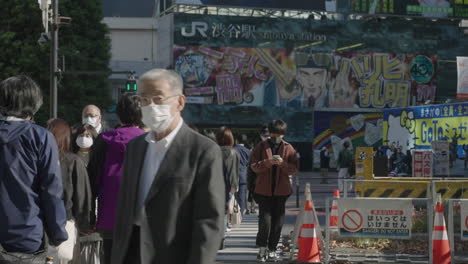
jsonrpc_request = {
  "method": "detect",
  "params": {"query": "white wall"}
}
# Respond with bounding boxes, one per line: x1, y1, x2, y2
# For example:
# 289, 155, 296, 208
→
103, 17, 158, 64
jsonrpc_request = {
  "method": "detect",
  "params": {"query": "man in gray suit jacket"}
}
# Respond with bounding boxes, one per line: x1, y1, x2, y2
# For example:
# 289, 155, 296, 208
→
111, 69, 225, 264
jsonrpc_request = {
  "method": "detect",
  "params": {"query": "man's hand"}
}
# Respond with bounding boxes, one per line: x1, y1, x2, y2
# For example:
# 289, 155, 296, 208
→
264, 158, 277, 168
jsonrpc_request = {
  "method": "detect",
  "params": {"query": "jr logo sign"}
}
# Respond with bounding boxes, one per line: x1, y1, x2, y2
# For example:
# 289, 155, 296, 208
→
181, 22, 208, 38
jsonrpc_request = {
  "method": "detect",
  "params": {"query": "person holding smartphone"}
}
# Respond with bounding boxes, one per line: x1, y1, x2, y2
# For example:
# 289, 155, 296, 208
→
250, 120, 298, 262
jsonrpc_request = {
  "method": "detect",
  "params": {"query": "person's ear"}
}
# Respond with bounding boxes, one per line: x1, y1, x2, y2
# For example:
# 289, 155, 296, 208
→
176, 95, 186, 111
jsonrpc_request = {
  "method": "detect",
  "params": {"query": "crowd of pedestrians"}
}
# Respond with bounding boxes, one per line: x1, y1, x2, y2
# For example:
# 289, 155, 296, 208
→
0, 70, 300, 264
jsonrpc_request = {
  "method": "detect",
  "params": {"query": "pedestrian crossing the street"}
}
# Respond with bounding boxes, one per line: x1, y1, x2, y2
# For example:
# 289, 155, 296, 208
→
216, 215, 259, 263
216, 215, 286, 264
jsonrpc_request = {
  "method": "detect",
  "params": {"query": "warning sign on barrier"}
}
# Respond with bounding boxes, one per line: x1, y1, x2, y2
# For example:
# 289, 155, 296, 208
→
460, 200, 468, 241
338, 198, 413, 239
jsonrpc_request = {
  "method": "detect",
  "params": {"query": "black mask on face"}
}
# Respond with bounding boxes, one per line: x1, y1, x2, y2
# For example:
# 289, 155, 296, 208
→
269, 137, 282, 144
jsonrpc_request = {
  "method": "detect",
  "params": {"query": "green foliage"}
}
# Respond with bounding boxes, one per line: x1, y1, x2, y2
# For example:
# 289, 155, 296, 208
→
0, 0, 111, 126
56, 0, 112, 125
0, 1, 50, 124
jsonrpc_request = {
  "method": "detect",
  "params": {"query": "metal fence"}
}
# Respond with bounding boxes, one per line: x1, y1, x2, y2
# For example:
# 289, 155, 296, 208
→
447, 199, 468, 264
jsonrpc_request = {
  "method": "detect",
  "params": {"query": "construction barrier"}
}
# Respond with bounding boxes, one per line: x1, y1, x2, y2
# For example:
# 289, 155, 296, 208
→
349, 177, 468, 200
324, 197, 434, 264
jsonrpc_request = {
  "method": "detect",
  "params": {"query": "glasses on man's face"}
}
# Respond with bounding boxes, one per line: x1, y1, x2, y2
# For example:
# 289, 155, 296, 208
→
132, 94, 181, 106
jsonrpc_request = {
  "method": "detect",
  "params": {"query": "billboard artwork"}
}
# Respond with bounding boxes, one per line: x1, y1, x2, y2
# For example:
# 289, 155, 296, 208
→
383, 103, 468, 157
175, 0, 337, 12
351, 0, 468, 19
174, 45, 297, 106
175, 47, 437, 109
313, 111, 383, 161
299, 52, 437, 109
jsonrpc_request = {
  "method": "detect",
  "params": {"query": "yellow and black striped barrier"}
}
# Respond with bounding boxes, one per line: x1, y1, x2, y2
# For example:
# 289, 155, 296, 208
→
354, 178, 468, 200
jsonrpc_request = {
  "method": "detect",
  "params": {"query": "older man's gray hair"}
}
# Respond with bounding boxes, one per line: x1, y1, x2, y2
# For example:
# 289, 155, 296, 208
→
138, 69, 184, 95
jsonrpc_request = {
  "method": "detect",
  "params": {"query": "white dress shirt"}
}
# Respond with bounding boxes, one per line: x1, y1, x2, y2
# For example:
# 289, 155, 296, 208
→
135, 118, 183, 264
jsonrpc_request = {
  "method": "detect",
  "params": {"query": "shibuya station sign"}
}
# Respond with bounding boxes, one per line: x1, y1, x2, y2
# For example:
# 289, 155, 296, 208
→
180, 20, 327, 42
174, 14, 327, 44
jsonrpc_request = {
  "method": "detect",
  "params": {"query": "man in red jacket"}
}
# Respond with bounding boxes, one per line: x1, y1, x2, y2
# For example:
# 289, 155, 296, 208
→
250, 120, 298, 262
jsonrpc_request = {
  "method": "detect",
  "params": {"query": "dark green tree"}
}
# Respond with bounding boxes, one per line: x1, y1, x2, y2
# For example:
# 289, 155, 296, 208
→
58, 0, 112, 125
0, 0, 111, 126
0, 1, 50, 124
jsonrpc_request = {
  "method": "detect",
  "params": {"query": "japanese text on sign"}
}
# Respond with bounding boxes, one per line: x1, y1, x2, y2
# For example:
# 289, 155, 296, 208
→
412, 150, 433, 178
338, 198, 413, 239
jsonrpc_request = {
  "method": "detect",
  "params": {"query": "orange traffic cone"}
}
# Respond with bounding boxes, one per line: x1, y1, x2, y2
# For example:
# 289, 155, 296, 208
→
297, 201, 321, 263
432, 202, 451, 264
330, 189, 340, 227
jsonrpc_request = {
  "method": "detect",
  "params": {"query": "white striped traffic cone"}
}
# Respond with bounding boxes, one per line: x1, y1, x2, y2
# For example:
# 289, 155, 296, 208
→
432, 201, 451, 264
297, 201, 321, 263
330, 189, 339, 227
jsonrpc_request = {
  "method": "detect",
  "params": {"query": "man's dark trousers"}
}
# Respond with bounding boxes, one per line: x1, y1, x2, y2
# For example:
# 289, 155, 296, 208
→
255, 194, 288, 251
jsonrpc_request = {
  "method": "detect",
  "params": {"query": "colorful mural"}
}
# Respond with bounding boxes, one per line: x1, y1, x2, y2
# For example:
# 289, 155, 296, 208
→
174, 45, 297, 106
313, 111, 384, 161
175, 46, 438, 110
297, 52, 437, 108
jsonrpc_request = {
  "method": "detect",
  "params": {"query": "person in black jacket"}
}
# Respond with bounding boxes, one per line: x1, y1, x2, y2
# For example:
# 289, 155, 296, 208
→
320, 147, 330, 184
216, 126, 240, 233
47, 119, 93, 230
234, 134, 251, 215
0, 75, 67, 261
47, 118, 93, 263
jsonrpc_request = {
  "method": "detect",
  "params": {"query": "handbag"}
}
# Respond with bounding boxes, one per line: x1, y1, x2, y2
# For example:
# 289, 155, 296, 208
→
227, 194, 235, 214
57, 220, 77, 262
230, 200, 242, 227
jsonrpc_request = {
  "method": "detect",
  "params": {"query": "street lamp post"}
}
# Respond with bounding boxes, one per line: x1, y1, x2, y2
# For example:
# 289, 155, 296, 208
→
50, 0, 59, 119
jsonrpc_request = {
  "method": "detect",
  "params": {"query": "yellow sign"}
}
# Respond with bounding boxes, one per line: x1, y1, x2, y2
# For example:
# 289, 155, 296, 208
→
355, 147, 374, 180
415, 116, 468, 146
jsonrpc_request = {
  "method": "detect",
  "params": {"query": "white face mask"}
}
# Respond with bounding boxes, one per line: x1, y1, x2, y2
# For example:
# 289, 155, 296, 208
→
76, 136, 93, 149
141, 103, 174, 134
82, 117, 99, 128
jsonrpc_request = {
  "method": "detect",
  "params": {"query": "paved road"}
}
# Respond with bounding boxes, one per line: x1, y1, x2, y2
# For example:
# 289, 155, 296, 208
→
216, 171, 338, 263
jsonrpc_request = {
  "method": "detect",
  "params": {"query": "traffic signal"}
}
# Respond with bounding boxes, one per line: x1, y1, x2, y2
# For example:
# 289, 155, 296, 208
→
125, 79, 137, 92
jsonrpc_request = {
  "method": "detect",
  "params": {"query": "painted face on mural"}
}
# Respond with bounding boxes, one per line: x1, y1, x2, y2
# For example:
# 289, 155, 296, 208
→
297, 67, 327, 107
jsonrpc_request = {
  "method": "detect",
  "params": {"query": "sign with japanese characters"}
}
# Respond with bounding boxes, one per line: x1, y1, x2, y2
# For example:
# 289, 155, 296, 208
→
174, 45, 296, 105
355, 147, 374, 180
460, 200, 468, 241
412, 150, 433, 178
457, 57, 468, 100
351, 0, 468, 18
431, 141, 450, 176
383, 103, 468, 157
338, 198, 413, 239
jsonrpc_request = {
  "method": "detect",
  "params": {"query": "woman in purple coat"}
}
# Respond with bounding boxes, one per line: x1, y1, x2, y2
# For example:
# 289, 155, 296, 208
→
87, 94, 145, 263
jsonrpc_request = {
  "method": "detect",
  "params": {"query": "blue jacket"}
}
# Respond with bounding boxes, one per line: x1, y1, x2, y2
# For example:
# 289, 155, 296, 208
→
234, 144, 251, 185
0, 120, 67, 253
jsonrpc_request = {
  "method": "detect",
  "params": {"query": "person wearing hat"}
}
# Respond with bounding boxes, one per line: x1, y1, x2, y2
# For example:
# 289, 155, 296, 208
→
320, 146, 330, 184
